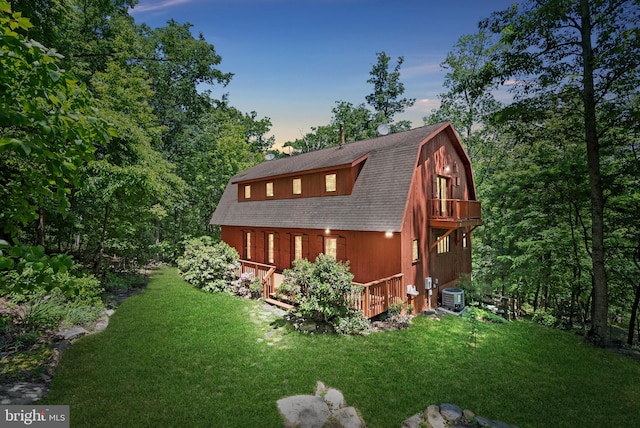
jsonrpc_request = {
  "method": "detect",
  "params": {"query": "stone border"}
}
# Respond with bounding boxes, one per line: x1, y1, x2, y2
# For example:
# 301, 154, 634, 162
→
277, 382, 518, 428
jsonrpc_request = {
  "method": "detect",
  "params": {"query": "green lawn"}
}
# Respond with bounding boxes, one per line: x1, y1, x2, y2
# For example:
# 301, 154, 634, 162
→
42, 266, 640, 427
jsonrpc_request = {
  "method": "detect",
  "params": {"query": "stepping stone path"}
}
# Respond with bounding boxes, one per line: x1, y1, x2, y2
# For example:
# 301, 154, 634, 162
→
246, 303, 289, 347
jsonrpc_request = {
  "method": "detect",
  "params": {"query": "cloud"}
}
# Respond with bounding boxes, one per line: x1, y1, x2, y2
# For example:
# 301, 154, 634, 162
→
130, 0, 195, 13
408, 98, 441, 113
402, 62, 443, 78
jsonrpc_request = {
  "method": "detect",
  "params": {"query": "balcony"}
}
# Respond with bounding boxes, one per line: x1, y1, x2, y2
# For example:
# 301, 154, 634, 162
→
429, 199, 483, 229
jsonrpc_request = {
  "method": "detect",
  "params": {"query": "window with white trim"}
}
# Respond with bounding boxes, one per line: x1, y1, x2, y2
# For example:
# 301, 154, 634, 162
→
292, 178, 302, 195
266, 182, 274, 197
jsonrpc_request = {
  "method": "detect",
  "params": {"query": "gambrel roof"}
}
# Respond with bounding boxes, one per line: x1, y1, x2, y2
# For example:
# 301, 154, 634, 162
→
210, 122, 470, 232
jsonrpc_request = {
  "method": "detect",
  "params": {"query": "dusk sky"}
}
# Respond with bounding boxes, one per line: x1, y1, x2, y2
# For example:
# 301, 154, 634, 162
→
129, 0, 518, 147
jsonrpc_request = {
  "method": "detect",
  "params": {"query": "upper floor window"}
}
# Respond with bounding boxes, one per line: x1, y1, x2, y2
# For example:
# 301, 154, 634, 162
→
292, 178, 302, 195
325, 173, 337, 192
412, 239, 419, 261
266, 182, 274, 197
244, 185, 251, 199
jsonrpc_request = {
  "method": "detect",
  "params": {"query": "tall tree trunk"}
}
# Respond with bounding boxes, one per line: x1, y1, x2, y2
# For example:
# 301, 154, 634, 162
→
94, 203, 110, 270
581, 0, 608, 346
628, 283, 640, 346
35, 207, 46, 247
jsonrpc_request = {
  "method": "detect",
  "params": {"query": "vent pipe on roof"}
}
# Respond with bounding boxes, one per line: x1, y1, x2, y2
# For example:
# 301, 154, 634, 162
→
339, 123, 345, 148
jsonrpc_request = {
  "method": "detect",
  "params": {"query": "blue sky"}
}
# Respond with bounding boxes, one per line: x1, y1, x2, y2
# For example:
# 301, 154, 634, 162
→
129, 0, 517, 147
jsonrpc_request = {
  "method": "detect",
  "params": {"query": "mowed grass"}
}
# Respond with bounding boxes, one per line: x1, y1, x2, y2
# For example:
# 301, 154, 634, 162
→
42, 266, 640, 427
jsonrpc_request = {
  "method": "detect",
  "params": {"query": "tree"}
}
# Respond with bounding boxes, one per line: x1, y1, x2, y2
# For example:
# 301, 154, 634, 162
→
483, 0, 640, 345
138, 20, 233, 158
365, 51, 415, 123
0, 2, 112, 241
424, 30, 502, 163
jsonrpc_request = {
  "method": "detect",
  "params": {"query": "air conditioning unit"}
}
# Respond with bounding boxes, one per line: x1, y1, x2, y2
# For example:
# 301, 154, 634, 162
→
442, 288, 465, 311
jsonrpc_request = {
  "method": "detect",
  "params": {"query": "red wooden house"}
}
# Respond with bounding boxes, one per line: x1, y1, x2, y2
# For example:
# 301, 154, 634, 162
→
209, 122, 482, 317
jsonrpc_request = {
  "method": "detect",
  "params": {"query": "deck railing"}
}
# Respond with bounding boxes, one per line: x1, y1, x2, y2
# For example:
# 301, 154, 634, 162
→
352, 273, 404, 318
238, 260, 404, 318
431, 199, 481, 220
237, 260, 276, 299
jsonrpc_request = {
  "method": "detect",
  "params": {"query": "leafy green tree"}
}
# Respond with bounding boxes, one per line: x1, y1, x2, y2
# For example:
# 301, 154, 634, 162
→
138, 20, 233, 157
424, 30, 502, 163
483, 0, 640, 345
0, 2, 112, 241
365, 51, 415, 123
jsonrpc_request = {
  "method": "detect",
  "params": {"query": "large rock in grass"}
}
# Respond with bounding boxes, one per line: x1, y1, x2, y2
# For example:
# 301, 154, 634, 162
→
277, 382, 365, 428
277, 395, 331, 428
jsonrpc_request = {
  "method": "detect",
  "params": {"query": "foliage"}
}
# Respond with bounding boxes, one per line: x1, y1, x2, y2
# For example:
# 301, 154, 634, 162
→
365, 52, 415, 123
0, 1, 113, 238
230, 272, 263, 299
531, 309, 560, 328
280, 254, 368, 334
480, 0, 640, 345
463, 305, 481, 350
177, 237, 239, 293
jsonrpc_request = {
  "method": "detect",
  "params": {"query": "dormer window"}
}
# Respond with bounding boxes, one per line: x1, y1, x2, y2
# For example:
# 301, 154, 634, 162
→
244, 185, 251, 199
325, 173, 337, 192
292, 178, 302, 195
266, 182, 274, 197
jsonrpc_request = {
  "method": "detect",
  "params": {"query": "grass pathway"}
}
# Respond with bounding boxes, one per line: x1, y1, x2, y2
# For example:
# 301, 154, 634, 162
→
41, 266, 640, 427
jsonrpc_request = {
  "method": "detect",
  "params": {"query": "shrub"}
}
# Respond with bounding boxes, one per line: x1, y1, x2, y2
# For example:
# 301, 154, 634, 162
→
177, 237, 239, 292
532, 309, 559, 327
281, 254, 370, 335
230, 272, 263, 299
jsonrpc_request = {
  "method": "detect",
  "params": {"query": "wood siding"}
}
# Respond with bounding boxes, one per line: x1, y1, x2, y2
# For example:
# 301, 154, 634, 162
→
400, 131, 475, 312
221, 226, 401, 284
237, 164, 361, 202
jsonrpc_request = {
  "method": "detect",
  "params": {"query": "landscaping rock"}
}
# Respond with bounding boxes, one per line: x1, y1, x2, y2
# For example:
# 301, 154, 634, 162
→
333, 407, 364, 428
277, 395, 331, 428
277, 382, 365, 428
401, 413, 422, 428
425, 404, 446, 428
58, 327, 89, 340
324, 388, 345, 410
439, 403, 463, 422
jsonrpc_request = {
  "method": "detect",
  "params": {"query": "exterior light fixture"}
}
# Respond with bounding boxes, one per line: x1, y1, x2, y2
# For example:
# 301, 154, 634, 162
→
385, 231, 393, 238
325, 228, 331, 234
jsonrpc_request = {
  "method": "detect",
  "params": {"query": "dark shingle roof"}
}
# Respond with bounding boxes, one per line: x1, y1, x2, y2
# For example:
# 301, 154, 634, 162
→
210, 123, 447, 232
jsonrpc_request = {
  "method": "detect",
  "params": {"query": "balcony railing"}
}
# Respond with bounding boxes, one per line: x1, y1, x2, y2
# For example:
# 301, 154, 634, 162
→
430, 199, 482, 222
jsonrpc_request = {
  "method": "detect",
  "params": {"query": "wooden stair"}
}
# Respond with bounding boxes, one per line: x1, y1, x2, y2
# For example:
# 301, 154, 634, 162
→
264, 297, 295, 310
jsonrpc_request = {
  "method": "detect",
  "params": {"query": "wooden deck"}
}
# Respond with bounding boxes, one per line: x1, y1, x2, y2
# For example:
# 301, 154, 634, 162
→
237, 260, 405, 318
